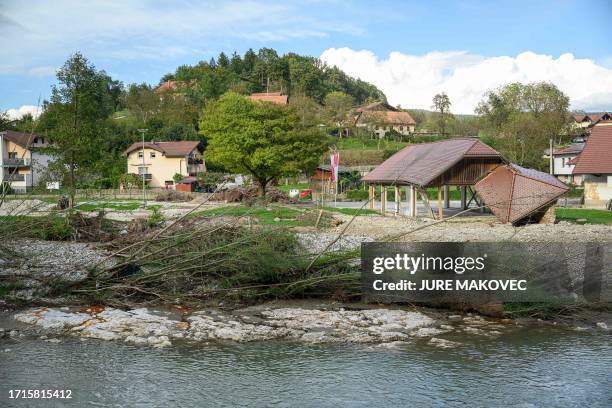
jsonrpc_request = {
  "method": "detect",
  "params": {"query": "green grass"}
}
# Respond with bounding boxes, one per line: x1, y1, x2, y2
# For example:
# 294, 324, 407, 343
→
555, 208, 612, 224
276, 183, 310, 193
195, 205, 308, 226
75, 201, 143, 211
335, 138, 409, 151
194, 204, 376, 227
322, 206, 378, 216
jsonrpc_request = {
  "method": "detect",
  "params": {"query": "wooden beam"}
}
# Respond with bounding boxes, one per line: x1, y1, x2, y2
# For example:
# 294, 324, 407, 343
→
381, 185, 386, 215
368, 184, 374, 209
437, 186, 443, 220
410, 185, 417, 217
460, 186, 467, 210
443, 185, 450, 208
394, 185, 400, 216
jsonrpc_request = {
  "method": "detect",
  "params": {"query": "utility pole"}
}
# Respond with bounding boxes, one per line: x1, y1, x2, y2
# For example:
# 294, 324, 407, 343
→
138, 129, 148, 208
549, 138, 554, 175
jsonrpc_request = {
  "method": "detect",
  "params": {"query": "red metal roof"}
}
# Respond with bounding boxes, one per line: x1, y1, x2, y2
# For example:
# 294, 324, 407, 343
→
124, 141, 202, 157
248, 92, 288, 105
362, 138, 501, 186
572, 124, 612, 174
475, 164, 568, 224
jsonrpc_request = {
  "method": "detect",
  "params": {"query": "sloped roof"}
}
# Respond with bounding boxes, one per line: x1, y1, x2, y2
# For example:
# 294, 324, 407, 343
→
1, 130, 39, 148
362, 138, 501, 186
554, 143, 584, 155
124, 141, 202, 157
155, 80, 178, 93
572, 123, 612, 174
358, 111, 416, 125
475, 164, 568, 224
248, 92, 288, 105
355, 101, 399, 112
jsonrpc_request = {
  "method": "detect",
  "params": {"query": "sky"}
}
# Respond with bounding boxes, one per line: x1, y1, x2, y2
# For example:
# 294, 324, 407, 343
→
1, 0, 611, 116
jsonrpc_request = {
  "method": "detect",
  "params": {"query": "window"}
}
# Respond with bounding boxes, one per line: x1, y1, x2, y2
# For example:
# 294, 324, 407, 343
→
150, 152, 156, 159
138, 151, 144, 159
33, 137, 38, 144
138, 166, 148, 175
8, 152, 17, 159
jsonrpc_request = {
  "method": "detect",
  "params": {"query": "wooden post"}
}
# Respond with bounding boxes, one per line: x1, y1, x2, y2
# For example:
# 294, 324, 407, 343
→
381, 185, 386, 215
443, 185, 450, 209
410, 185, 417, 217
394, 185, 400, 216
460, 186, 467, 210
368, 184, 374, 209
437, 186, 443, 220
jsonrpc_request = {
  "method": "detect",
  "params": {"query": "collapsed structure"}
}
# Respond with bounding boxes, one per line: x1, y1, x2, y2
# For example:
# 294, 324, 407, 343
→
362, 138, 568, 224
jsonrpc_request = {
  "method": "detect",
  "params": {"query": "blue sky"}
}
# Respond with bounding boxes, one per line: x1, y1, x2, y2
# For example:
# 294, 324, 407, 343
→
1, 0, 611, 114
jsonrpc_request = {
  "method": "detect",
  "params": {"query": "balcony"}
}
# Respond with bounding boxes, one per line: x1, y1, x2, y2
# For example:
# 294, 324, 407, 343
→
2, 158, 31, 167
139, 173, 152, 180
3, 171, 25, 182
188, 157, 203, 165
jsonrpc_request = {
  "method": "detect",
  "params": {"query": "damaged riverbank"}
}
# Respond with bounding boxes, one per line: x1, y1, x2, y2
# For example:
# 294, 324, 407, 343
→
3, 300, 609, 350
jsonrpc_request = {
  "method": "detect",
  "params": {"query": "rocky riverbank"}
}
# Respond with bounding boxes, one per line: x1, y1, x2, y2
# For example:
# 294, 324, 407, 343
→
4, 303, 532, 349
6, 301, 608, 351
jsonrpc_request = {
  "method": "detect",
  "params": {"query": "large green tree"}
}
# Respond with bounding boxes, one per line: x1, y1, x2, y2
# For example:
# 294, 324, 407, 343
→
432, 92, 453, 136
323, 91, 354, 137
199, 92, 328, 196
39, 52, 114, 206
476, 82, 571, 169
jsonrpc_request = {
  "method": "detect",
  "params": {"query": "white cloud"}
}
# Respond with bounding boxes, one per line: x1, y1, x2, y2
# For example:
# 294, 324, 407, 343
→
0, 0, 362, 74
4, 105, 42, 120
320, 48, 612, 114
28, 66, 57, 77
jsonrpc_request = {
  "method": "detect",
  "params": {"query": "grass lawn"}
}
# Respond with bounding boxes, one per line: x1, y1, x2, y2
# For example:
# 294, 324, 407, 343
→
555, 208, 612, 224
335, 138, 409, 151
194, 205, 308, 226
322, 206, 378, 216
276, 183, 310, 193
194, 204, 376, 227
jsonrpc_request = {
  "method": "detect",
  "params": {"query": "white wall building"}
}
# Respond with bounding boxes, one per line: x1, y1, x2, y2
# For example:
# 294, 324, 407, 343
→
0, 131, 53, 193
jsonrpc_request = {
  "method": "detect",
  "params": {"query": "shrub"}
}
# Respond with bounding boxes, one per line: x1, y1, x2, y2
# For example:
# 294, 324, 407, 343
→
346, 189, 369, 200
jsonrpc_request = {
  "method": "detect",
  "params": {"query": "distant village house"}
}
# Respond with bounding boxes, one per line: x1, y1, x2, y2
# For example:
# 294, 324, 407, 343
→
353, 102, 416, 138
248, 92, 289, 105
124, 141, 205, 189
0, 130, 52, 193
571, 121, 612, 208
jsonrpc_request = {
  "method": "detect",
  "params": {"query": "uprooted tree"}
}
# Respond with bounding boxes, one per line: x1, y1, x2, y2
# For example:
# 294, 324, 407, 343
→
199, 92, 329, 196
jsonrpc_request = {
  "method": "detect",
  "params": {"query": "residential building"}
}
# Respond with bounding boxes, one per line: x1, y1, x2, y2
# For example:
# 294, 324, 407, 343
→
571, 121, 612, 208
551, 143, 584, 185
353, 101, 416, 138
124, 141, 205, 189
248, 92, 289, 105
0, 130, 52, 193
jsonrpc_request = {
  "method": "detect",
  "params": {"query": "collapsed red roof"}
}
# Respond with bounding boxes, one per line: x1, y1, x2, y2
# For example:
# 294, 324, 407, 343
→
475, 164, 568, 224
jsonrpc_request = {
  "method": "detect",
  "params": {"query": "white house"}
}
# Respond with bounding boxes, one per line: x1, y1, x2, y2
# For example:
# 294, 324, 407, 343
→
0, 130, 52, 193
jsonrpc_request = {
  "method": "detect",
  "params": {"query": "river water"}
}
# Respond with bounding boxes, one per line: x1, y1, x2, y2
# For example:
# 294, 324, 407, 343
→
1, 327, 610, 407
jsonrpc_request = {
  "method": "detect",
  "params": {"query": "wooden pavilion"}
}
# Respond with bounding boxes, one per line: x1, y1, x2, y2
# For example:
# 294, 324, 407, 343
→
362, 138, 504, 219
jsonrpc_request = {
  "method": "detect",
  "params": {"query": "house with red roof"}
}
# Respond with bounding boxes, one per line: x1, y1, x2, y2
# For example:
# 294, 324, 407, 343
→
353, 101, 416, 138
124, 140, 205, 189
551, 143, 584, 185
248, 92, 288, 105
571, 121, 612, 208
